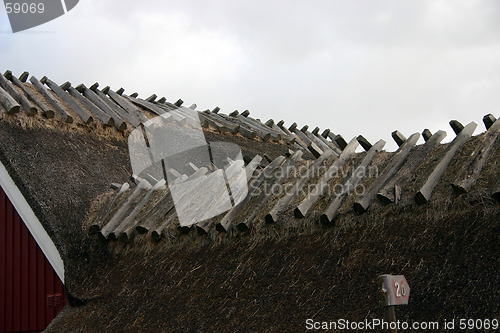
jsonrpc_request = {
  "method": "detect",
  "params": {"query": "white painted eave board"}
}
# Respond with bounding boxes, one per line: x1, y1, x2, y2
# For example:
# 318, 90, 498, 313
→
0, 160, 65, 283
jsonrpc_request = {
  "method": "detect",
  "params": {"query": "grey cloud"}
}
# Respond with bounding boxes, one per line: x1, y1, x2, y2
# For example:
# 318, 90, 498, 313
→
0, 0, 499, 150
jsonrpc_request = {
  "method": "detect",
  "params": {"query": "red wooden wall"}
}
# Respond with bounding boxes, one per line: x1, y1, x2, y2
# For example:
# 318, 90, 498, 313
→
0, 187, 66, 333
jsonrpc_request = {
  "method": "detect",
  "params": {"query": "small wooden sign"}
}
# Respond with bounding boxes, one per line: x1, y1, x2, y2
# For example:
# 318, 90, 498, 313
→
379, 274, 410, 306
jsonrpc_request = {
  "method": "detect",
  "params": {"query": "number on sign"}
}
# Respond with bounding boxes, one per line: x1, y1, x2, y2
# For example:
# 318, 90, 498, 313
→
394, 281, 406, 297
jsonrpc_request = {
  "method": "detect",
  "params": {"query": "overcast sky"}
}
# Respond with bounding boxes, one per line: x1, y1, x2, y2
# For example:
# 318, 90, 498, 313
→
1, 0, 499, 151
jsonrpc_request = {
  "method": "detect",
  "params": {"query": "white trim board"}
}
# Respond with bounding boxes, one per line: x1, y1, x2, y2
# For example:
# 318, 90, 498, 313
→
0, 160, 65, 283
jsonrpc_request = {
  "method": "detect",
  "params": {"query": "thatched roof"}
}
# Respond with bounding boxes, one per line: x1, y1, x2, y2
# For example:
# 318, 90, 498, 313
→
0, 70, 498, 332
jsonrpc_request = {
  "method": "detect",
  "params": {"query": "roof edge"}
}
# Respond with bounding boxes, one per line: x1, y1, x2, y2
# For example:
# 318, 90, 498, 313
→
0, 159, 65, 283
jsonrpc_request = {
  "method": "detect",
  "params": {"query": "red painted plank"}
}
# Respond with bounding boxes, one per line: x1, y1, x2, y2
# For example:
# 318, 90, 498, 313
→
55, 275, 66, 313
21, 213, 30, 332
29, 231, 37, 332
0, 190, 6, 333
13, 212, 21, 330
5, 197, 13, 332
45, 258, 55, 326
36, 243, 45, 330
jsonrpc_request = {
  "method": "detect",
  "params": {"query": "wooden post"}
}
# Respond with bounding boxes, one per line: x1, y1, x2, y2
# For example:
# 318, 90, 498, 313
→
125, 94, 166, 116
306, 142, 323, 158
353, 133, 419, 213
270, 123, 293, 141
238, 151, 303, 231
304, 129, 336, 155
320, 140, 386, 224
194, 112, 210, 129
166, 109, 188, 126
0, 71, 38, 116
90, 83, 140, 127
5, 70, 54, 118
332, 134, 348, 150
135, 190, 174, 234
415, 122, 477, 204
241, 122, 272, 142
422, 129, 433, 142
89, 183, 130, 234
0, 85, 20, 114
204, 112, 240, 134
134, 173, 195, 235
145, 94, 157, 103
290, 127, 323, 157
186, 162, 199, 174
0, 74, 35, 115
216, 155, 286, 232
295, 138, 359, 218
152, 176, 211, 238
62, 82, 113, 126
18, 72, 29, 83
312, 130, 342, 156
99, 180, 151, 240
265, 150, 333, 224
449, 120, 464, 135
76, 84, 126, 131
150, 212, 173, 241
41, 76, 93, 123
104, 87, 148, 124
166, 106, 198, 127
357, 135, 372, 151
236, 114, 281, 141
276, 121, 295, 138
483, 114, 496, 130
277, 121, 308, 149
30, 76, 73, 123
200, 113, 233, 133
391, 130, 407, 148
377, 130, 446, 204
202, 112, 233, 132
117, 180, 166, 243
190, 161, 247, 233
451, 117, 499, 194
195, 217, 217, 235
384, 306, 398, 333
160, 169, 213, 235
245, 155, 263, 182
322, 135, 343, 154
263, 154, 273, 163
